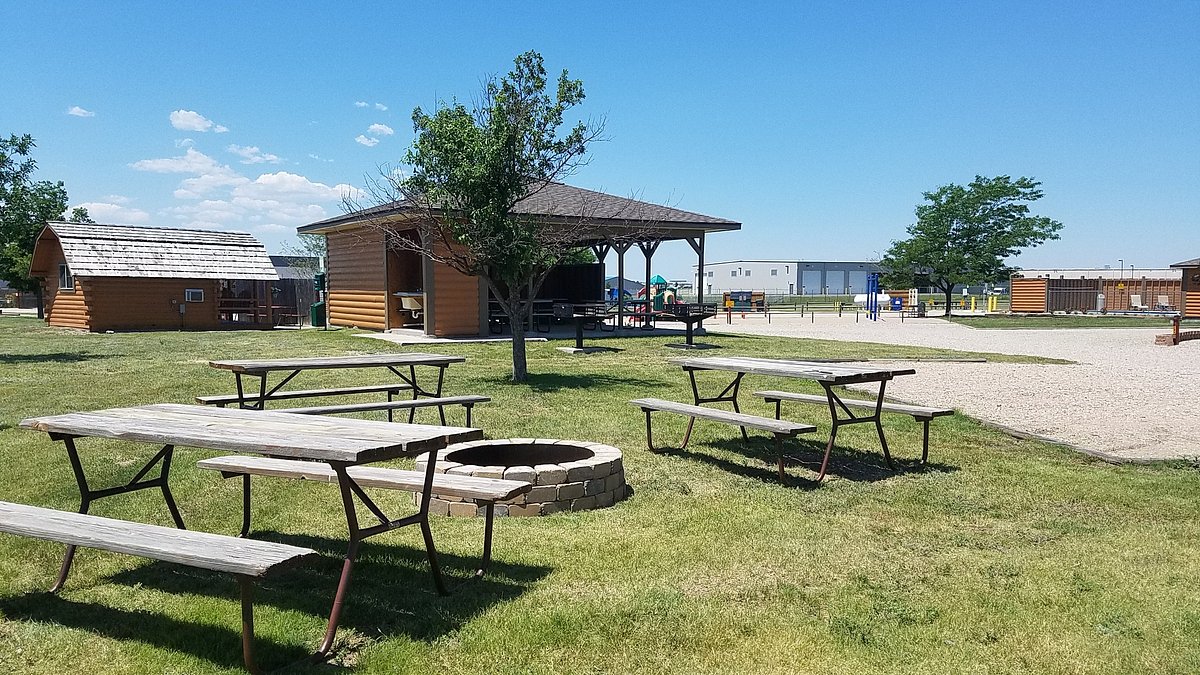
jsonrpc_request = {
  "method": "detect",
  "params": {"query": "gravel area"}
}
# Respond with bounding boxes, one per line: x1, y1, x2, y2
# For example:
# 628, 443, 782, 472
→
708, 314, 1200, 461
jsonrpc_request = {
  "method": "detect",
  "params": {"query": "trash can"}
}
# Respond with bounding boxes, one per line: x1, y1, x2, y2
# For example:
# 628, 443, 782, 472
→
890, 297, 903, 311
916, 302, 926, 318
1096, 293, 1105, 312
310, 301, 326, 327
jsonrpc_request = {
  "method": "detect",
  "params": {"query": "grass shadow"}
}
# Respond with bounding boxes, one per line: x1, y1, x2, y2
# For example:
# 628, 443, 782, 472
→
487, 372, 668, 392
655, 434, 957, 486
107, 530, 551, 651
0, 591, 314, 671
0, 352, 112, 364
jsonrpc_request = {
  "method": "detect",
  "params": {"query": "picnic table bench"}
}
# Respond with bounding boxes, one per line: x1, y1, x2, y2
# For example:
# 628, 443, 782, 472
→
20, 403, 483, 662
0, 500, 315, 674
630, 398, 816, 478
282, 394, 490, 426
755, 391, 953, 464
205, 353, 468, 424
667, 356, 917, 481
197, 455, 530, 578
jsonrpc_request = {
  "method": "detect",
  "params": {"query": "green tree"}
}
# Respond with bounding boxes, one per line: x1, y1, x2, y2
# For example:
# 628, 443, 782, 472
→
281, 233, 327, 278
0, 135, 91, 316
881, 175, 1064, 316
358, 51, 606, 382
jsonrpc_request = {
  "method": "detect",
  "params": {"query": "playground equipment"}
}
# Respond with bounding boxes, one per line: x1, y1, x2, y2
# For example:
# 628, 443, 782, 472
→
865, 273, 880, 321
723, 290, 765, 312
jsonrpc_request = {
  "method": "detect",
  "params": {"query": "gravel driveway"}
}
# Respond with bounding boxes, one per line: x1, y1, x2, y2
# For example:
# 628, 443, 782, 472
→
708, 314, 1199, 462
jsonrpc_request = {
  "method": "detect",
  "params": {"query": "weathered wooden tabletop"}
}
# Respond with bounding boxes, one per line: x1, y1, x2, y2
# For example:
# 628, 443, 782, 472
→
669, 356, 916, 385
208, 353, 466, 374
20, 403, 482, 464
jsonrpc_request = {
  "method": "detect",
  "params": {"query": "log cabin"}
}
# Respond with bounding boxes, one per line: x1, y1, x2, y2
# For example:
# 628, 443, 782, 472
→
28, 222, 279, 331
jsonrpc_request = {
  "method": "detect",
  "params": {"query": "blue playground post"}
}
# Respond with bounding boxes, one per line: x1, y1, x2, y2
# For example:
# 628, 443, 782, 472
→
866, 273, 880, 321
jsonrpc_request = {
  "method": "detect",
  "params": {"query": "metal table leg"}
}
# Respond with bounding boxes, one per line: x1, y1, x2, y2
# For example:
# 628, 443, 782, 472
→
50, 436, 186, 593
813, 379, 895, 482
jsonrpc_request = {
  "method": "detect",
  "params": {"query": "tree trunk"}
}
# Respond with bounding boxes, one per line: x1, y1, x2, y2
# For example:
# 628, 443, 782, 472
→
509, 318, 528, 382
35, 287, 44, 320
943, 286, 953, 317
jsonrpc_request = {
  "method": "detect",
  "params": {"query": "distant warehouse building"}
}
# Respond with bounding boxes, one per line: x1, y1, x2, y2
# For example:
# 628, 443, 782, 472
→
694, 260, 881, 296
1010, 267, 1185, 314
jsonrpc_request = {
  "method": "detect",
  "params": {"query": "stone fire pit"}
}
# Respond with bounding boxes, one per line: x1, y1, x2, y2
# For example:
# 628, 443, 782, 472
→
415, 439, 629, 517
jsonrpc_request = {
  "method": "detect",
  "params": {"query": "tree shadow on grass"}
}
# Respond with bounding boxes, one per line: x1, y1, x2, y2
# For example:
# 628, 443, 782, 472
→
655, 434, 957, 487
0, 591, 315, 672
484, 372, 667, 392
0, 352, 112, 364
105, 530, 551, 658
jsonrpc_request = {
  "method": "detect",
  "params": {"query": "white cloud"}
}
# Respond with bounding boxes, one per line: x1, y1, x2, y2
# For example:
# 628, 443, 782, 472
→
169, 109, 229, 133
374, 103, 388, 111
307, 153, 334, 163
131, 148, 248, 199
102, 194, 132, 205
367, 123, 394, 136
355, 134, 379, 147
73, 201, 151, 224
67, 106, 95, 117
131, 147, 230, 175
232, 171, 363, 202
354, 101, 368, 108
227, 144, 283, 165
175, 138, 195, 148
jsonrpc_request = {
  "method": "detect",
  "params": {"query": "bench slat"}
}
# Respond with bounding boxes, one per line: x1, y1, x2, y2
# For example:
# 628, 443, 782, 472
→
197, 456, 531, 501
0, 501, 314, 577
196, 383, 411, 406
753, 391, 953, 419
629, 398, 816, 435
283, 395, 489, 416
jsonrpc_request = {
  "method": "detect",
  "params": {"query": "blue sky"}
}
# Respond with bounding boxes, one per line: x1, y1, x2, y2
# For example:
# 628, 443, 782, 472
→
4, 1, 1197, 280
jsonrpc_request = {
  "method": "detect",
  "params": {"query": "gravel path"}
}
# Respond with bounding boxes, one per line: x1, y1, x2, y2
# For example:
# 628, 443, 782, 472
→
708, 314, 1199, 461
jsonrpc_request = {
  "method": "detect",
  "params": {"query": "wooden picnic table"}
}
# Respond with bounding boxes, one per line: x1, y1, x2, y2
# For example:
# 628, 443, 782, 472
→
669, 356, 916, 480
207, 352, 467, 423
20, 402, 483, 661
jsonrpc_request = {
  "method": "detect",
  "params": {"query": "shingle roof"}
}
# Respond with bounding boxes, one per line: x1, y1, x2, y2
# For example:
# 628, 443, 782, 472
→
1170, 257, 1200, 268
43, 223, 279, 280
298, 182, 740, 235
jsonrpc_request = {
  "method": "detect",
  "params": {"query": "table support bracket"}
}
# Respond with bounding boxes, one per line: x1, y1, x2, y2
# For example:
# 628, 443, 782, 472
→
50, 438, 184, 593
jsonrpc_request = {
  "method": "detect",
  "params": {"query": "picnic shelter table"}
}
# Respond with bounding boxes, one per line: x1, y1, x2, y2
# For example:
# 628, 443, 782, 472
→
669, 356, 916, 480
20, 402, 483, 661
207, 352, 466, 422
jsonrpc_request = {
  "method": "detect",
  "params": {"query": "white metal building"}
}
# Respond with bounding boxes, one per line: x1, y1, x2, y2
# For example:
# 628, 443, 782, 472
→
694, 259, 882, 296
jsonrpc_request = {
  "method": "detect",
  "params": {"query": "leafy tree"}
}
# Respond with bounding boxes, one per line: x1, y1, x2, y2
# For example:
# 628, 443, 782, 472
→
0, 135, 91, 316
356, 51, 608, 382
880, 175, 1064, 316
281, 233, 327, 278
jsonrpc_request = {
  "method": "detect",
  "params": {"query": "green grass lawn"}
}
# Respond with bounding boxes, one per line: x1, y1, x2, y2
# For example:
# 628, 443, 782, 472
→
1, 317, 1198, 674
952, 315, 1198, 329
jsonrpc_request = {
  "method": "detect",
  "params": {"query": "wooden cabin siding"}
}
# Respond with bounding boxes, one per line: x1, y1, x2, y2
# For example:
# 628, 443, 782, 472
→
1009, 278, 1047, 313
83, 278, 221, 331
432, 262, 481, 336
1183, 268, 1200, 318
45, 277, 90, 330
327, 229, 387, 330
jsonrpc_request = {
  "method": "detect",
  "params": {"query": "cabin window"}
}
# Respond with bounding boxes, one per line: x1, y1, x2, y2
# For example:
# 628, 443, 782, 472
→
185, 288, 205, 303
58, 264, 73, 291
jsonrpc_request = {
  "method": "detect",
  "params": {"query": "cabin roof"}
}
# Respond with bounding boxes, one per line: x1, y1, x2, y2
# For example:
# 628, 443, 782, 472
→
33, 222, 279, 280
297, 181, 740, 241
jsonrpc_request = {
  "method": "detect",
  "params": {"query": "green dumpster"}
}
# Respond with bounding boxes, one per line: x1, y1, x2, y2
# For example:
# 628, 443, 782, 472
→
310, 301, 326, 327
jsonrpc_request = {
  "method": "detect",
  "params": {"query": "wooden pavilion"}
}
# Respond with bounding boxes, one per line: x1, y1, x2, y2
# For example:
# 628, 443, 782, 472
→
297, 183, 741, 336
28, 222, 280, 331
